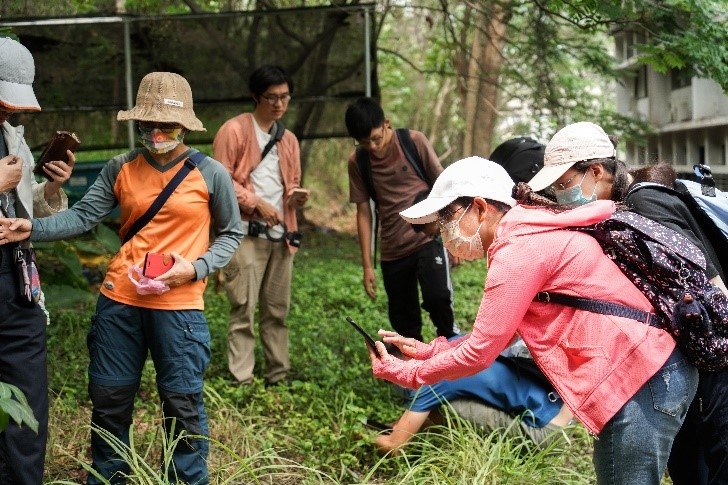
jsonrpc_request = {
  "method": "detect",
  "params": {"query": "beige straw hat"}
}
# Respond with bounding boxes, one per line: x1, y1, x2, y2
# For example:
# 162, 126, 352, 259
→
117, 72, 205, 132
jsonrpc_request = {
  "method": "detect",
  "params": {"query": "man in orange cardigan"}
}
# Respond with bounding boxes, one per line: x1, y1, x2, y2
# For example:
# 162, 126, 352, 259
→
213, 65, 309, 386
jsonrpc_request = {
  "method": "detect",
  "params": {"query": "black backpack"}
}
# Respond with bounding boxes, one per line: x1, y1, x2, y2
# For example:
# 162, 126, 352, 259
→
355, 128, 433, 265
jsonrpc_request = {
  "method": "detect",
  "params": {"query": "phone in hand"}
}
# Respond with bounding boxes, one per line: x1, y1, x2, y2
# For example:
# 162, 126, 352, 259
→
143, 252, 174, 278
345, 316, 380, 356
289, 188, 310, 205
33, 131, 81, 180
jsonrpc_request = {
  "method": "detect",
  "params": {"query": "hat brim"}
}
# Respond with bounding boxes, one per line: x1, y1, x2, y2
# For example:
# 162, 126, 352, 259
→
527, 162, 576, 192
400, 195, 457, 224
0, 80, 40, 111
117, 108, 206, 132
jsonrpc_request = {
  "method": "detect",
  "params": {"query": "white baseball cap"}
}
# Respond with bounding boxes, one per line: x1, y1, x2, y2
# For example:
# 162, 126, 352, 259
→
399, 156, 515, 224
528, 122, 616, 191
0, 37, 40, 111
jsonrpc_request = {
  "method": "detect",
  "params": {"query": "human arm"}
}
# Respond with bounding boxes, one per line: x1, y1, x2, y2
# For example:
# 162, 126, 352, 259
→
374, 409, 431, 454
0, 217, 31, 244
356, 201, 377, 299
379, 329, 465, 359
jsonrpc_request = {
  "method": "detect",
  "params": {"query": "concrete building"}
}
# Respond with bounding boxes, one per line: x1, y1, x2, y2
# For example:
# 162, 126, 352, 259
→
613, 28, 728, 187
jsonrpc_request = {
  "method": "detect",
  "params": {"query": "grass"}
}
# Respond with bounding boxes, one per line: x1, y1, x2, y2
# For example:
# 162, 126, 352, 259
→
41, 229, 598, 484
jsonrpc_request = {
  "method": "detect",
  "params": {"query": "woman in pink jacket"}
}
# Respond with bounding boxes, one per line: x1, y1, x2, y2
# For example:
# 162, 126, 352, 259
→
369, 156, 698, 484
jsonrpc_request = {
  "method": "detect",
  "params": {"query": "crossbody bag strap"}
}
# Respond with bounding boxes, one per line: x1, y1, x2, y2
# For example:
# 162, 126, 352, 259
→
533, 291, 664, 328
122, 151, 206, 244
261, 120, 285, 161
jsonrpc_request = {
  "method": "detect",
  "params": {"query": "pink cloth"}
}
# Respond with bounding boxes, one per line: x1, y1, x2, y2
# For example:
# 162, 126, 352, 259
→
213, 113, 302, 253
373, 200, 676, 434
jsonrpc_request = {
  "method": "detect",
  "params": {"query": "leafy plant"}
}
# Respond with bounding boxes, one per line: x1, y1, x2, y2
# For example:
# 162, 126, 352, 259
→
0, 382, 38, 434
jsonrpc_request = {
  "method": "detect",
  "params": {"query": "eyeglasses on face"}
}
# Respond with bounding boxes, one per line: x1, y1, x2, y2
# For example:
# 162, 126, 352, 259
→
435, 204, 467, 227
138, 122, 181, 134
550, 171, 583, 192
259, 93, 291, 105
354, 126, 387, 148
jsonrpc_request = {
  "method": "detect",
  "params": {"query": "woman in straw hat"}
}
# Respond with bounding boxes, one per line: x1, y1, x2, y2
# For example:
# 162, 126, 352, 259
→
0, 71, 243, 484
368, 156, 697, 485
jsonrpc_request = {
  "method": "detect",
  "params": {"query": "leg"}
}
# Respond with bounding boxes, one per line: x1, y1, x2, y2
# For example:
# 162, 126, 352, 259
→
258, 241, 293, 384
697, 370, 728, 485
667, 391, 706, 485
416, 240, 457, 338
381, 253, 423, 341
593, 348, 698, 485
86, 295, 146, 485
149, 309, 211, 485
224, 238, 268, 383
0, 270, 48, 485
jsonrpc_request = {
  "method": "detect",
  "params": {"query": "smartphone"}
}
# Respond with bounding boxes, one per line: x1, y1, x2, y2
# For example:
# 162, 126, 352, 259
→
345, 316, 380, 355
33, 131, 81, 180
289, 188, 310, 205
143, 252, 174, 278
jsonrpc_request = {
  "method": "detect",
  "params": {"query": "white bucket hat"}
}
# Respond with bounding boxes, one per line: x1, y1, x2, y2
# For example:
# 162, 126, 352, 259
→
400, 156, 515, 224
528, 122, 616, 191
117, 72, 205, 132
0, 37, 40, 111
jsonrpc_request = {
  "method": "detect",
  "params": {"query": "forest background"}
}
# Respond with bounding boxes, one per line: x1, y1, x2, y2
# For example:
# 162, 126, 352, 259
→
0, 0, 727, 483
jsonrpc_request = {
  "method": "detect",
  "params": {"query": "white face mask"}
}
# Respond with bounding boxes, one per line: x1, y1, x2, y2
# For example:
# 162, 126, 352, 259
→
440, 203, 485, 261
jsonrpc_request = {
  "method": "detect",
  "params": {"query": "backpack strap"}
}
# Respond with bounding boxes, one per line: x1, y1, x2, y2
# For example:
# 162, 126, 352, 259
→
261, 120, 285, 161
534, 291, 664, 328
122, 150, 206, 244
395, 128, 431, 186
693, 164, 717, 197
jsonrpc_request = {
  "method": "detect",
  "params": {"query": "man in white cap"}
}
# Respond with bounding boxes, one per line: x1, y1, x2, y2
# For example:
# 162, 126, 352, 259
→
0, 36, 74, 484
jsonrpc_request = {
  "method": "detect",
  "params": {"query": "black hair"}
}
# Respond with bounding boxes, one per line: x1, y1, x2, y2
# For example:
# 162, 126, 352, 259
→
572, 157, 631, 202
344, 97, 385, 140
249, 65, 294, 99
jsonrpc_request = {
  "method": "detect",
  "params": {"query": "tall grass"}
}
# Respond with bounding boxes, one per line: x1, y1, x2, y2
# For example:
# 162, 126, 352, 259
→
42, 230, 598, 483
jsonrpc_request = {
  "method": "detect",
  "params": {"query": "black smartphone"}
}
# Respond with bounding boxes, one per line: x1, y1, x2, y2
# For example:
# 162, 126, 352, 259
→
345, 316, 380, 355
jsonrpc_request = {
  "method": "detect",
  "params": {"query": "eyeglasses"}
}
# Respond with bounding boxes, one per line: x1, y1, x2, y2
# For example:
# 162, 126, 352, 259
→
260, 93, 291, 105
138, 122, 181, 134
550, 171, 582, 192
354, 126, 387, 148
435, 205, 467, 228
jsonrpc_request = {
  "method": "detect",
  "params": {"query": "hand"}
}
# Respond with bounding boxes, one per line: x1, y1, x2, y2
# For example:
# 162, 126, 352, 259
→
363, 266, 377, 299
155, 251, 197, 287
255, 198, 282, 227
43, 150, 76, 199
448, 252, 462, 268
0, 217, 32, 244
287, 188, 310, 208
378, 330, 422, 359
0, 155, 22, 192
369, 341, 416, 388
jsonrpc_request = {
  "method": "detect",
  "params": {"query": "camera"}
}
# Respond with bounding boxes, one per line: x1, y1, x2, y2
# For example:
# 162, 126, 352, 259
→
247, 220, 303, 248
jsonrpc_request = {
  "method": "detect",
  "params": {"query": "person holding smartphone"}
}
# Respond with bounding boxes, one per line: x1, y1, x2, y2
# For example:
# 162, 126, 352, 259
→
0, 37, 75, 484
0, 71, 243, 484
213, 65, 307, 387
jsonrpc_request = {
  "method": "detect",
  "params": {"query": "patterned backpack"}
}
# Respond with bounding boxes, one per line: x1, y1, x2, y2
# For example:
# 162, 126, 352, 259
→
540, 210, 728, 371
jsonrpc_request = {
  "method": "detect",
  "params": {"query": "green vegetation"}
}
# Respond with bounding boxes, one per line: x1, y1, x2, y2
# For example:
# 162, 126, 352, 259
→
41, 230, 597, 484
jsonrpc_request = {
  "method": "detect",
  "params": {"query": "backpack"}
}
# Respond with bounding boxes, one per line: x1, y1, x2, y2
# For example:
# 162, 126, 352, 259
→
355, 128, 433, 265
627, 164, 728, 280
559, 211, 728, 371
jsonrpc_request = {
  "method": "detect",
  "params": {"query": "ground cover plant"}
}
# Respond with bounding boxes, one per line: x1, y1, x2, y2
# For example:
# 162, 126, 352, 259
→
41, 229, 599, 484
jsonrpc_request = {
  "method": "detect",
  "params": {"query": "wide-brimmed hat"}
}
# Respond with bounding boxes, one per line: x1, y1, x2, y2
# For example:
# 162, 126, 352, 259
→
0, 37, 40, 111
528, 122, 615, 191
117, 72, 205, 132
399, 156, 515, 224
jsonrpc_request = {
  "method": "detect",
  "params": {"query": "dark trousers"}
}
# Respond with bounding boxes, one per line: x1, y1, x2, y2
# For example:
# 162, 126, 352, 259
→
0, 246, 48, 485
668, 369, 728, 485
381, 239, 456, 342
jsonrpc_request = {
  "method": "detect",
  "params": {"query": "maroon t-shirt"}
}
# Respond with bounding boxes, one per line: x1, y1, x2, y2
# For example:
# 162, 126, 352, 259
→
348, 129, 443, 261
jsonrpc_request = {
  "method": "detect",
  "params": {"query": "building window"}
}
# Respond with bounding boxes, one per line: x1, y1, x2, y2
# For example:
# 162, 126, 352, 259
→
634, 66, 648, 99
671, 69, 692, 90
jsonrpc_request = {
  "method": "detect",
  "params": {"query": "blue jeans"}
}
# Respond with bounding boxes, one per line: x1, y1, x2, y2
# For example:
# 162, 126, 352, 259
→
593, 347, 698, 485
86, 295, 211, 485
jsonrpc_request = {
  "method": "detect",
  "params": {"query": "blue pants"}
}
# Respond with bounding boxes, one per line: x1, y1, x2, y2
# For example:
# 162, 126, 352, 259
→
86, 295, 211, 485
593, 347, 698, 485
0, 247, 48, 485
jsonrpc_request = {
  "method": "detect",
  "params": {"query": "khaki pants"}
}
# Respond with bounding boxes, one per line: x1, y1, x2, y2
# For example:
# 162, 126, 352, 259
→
448, 398, 572, 449
223, 236, 293, 384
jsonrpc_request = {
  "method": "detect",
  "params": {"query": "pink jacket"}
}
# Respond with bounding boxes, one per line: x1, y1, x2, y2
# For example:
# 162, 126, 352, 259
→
212, 113, 302, 253
376, 200, 676, 434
